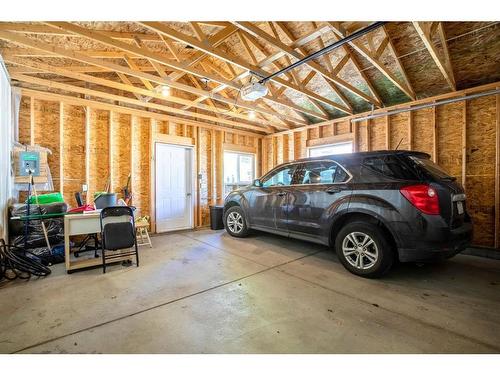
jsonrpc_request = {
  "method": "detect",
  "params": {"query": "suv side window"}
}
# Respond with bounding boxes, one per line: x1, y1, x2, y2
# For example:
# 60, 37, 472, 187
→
261, 165, 296, 187
362, 155, 418, 180
297, 161, 350, 185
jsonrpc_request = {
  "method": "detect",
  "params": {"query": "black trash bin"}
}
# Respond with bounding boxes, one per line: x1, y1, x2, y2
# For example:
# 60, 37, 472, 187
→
209, 205, 225, 230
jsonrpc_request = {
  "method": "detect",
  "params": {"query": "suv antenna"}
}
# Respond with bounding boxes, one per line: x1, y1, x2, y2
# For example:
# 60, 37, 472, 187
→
394, 138, 404, 150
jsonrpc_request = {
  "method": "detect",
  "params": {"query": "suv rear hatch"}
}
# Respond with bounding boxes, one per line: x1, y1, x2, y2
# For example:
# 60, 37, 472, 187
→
407, 154, 467, 228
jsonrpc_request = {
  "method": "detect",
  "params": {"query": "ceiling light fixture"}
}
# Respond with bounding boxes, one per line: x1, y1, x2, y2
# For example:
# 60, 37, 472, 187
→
159, 85, 171, 97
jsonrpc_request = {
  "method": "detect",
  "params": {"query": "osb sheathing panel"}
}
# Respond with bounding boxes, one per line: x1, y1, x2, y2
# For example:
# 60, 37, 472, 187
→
131, 116, 150, 218
412, 107, 434, 156
369, 117, 387, 151
198, 129, 212, 226
33, 99, 60, 191
336, 121, 351, 135
390, 112, 410, 151
152, 119, 168, 135
62, 104, 86, 206
294, 131, 307, 159
358, 122, 368, 152
437, 102, 464, 179
321, 124, 334, 138
110, 112, 131, 197
276, 135, 284, 165
18, 97, 31, 145
465, 96, 496, 247
88, 108, 110, 200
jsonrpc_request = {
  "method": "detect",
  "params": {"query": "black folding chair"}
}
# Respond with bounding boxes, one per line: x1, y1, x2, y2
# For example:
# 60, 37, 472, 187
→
100, 206, 139, 273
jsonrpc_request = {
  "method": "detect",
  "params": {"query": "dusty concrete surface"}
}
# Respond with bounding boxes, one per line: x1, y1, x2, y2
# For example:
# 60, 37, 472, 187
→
0, 229, 499, 354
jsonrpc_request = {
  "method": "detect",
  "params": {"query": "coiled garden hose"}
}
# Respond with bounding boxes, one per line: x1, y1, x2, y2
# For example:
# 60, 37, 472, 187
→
0, 239, 51, 282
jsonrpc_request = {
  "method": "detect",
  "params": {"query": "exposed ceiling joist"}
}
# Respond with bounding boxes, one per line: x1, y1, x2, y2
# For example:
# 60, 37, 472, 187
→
413, 22, 456, 91
233, 21, 377, 108
0, 29, 304, 126
12, 73, 273, 134
138, 21, 353, 115
329, 22, 416, 100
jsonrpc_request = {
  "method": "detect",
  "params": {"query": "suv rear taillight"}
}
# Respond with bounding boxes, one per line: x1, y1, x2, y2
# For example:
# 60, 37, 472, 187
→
400, 184, 440, 215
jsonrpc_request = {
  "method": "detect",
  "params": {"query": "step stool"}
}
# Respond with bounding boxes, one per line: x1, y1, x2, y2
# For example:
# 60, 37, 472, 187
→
135, 220, 152, 248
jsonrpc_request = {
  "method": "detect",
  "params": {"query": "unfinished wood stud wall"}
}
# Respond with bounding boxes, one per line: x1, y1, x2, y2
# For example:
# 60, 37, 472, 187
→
17, 95, 262, 229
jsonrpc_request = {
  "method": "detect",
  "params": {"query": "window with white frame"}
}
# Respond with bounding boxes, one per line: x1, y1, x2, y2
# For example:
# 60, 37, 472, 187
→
224, 151, 255, 195
308, 141, 353, 157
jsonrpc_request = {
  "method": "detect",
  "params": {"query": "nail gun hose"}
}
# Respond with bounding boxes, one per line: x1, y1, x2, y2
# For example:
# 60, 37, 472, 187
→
0, 240, 51, 282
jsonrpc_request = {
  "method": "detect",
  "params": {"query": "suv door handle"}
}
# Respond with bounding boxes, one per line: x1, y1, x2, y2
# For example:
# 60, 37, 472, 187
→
276, 191, 287, 197
325, 187, 341, 194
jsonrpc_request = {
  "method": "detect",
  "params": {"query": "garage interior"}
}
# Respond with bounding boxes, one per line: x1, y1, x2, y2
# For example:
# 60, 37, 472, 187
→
0, 20, 499, 354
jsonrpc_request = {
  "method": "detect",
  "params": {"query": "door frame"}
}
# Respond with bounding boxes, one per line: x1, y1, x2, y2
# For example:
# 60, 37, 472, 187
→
150, 135, 196, 233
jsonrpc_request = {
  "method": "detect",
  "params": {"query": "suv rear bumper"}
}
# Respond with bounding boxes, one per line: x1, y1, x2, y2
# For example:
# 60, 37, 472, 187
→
397, 222, 473, 262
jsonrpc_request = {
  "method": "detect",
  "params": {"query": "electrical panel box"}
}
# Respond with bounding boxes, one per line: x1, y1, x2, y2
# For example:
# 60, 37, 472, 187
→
18, 151, 40, 176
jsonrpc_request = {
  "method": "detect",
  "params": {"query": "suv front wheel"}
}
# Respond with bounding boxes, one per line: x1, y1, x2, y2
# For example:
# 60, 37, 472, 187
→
335, 221, 394, 278
224, 206, 250, 238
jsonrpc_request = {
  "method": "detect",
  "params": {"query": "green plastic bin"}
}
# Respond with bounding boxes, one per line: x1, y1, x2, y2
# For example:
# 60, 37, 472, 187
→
27, 192, 64, 205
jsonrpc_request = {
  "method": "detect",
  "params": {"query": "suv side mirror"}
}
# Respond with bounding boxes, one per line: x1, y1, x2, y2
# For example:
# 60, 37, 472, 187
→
253, 179, 262, 187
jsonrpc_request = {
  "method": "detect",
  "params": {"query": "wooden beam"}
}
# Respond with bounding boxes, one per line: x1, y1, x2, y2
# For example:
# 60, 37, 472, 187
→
233, 21, 377, 108
268, 81, 500, 138
329, 22, 416, 100
29, 97, 35, 146
407, 111, 413, 150
495, 91, 500, 248
0, 31, 303, 126
85, 106, 91, 197
413, 22, 456, 91
366, 119, 371, 152
432, 105, 438, 162
139, 21, 353, 114
59, 102, 64, 195
382, 26, 416, 99
14, 75, 271, 134
353, 120, 359, 152
462, 99, 467, 187
385, 115, 390, 149
22, 88, 264, 139
0, 23, 165, 41
8, 59, 290, 129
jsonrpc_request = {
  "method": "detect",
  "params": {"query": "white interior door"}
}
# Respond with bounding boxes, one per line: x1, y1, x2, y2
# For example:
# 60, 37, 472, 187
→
155, 143, 193, 232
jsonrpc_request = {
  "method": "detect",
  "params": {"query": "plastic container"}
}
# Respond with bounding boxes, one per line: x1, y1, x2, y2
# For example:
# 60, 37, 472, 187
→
27, 192, 64, 205
94, 193, 117, 209
209, 205, 224, 230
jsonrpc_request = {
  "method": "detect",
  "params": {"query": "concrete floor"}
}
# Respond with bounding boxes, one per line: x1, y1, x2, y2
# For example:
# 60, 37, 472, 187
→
0, 229, 499, 354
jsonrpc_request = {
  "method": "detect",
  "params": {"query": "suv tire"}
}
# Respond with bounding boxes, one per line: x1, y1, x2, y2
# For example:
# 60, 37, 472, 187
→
335, 221, 394, 278
224, 206, 250, 238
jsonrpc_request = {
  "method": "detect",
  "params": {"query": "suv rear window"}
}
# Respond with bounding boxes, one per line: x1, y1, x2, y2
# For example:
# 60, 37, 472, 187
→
409, 155, 452, 179
362, 155, 419, 180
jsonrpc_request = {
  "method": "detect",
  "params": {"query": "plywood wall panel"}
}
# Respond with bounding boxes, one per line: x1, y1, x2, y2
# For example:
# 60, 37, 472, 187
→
436, 102, 463, 178
33, 100, 60, 191
466, 96, 496, 247
198, 128, 212, 225
88, 108, 110, 200
358, 121, 368, 152
62, 104, 86, 206
18, 96, 31, 145
131, 116, 151, 218
389, 112, 410, 151
369, 117, 387, 151
413, 107, 434, 157
110, 112, 131, 197
336, 121, 350, 135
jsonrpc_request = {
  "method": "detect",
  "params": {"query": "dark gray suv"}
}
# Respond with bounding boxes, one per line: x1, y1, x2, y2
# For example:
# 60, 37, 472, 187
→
223, 150, 472, 278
